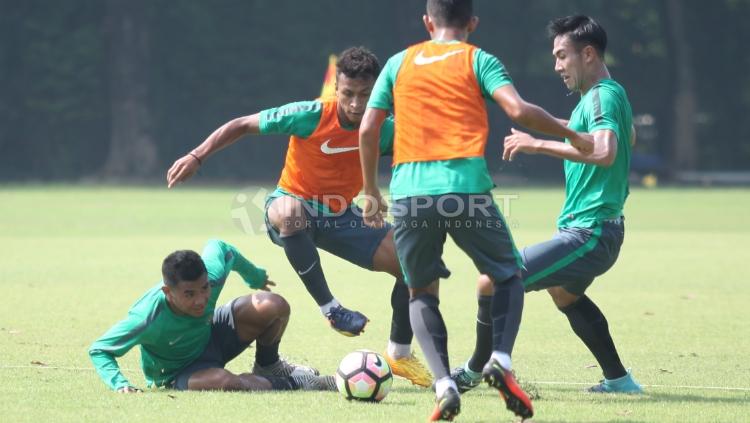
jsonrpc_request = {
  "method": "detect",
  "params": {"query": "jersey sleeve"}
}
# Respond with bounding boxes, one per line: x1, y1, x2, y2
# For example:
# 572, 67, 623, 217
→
367, 51, 406, 110
473, 49, 513, 99
587, 86, 622, 136
201, 239, 268, 289
258, 100, 322, 138
88, 312, 149, 390
378, 116, 395, 156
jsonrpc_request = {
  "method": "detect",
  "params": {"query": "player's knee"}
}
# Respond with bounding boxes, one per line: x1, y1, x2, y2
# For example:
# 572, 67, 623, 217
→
476, 274, 495, 295
254, 292, 290, 320
547, 286, 578, 310
269, 198, 308, 235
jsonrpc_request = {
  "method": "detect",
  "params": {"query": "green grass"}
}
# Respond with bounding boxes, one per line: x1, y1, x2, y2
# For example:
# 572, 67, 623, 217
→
1, 186, 748, 422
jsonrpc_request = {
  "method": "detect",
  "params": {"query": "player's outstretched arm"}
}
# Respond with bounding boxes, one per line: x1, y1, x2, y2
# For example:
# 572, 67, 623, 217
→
89, 314, 147, 391
167, 114, 261, 188
201, 239, 271, 290
492, 85, 594, 154
503, 128, 617, 166
359, 108, 388, 228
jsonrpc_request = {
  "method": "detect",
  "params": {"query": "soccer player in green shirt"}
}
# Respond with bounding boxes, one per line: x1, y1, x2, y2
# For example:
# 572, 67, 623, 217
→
456, 15, 643, 395
89, 239, 333, 392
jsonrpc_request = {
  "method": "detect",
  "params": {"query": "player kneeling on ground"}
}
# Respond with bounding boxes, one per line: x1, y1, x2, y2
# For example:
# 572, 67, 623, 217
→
89, 239, 334, 392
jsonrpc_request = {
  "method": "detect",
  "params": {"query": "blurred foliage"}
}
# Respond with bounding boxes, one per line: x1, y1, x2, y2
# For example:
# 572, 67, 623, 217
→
0, 0, 747, 181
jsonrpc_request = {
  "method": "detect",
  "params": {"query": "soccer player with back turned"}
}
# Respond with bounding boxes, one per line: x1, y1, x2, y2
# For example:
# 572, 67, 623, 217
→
359, 1, 594, 420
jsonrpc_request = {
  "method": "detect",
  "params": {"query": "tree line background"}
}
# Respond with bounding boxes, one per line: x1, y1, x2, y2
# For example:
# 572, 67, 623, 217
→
1, 0, 748, 183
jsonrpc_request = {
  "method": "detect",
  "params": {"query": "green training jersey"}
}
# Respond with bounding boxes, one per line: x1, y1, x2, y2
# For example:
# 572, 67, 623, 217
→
88, 239, 267, 390
558, 79, 632, 228
367, 41, 513, 199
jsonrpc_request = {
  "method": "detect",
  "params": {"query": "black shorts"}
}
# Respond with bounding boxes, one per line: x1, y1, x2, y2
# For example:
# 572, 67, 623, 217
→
392, 193, 521, 288
172, 299, 251, 390
265, 200, 390, 271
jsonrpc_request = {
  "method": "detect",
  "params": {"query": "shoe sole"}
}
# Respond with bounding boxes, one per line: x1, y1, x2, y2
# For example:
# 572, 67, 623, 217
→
428, 402, 460, 421
329, 318, 369, 337
484, 370, 534, 419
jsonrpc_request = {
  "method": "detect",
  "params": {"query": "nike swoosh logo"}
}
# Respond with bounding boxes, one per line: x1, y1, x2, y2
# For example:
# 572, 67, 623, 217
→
320, 139, 359, 155
168, 335, 184, 346
413, 49, 465, 66
298, 260, 318, 276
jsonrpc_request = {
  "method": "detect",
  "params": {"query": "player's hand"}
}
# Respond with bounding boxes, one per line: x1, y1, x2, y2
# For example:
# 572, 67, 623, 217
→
362, 189, 387, 228
166, 153, 202, 188
569, 132, 595, 154
503, 128, 540, 161
258, 278, 276, 292
117, 386, 142, 394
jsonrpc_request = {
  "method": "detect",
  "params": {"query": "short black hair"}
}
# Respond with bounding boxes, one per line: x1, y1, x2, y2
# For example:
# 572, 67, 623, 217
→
548, 15, 607, 56
426, 0, 473, 28
161, 250, 206, 287
336, 47, 380, 81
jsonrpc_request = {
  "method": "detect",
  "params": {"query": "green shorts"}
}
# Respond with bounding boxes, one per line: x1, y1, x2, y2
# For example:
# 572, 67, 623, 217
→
392, 193, 522, 288
522, 218, 625, 295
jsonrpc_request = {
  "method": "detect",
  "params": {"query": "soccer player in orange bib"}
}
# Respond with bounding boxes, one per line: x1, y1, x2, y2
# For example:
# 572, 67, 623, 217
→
359, 0, 594, 420
166, 47, 432, 387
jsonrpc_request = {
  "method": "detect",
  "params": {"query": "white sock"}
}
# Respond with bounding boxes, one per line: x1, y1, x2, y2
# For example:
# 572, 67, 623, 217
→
434, 376, 458, 398
386, 341, 411, 359
319, 299, 341, 316
491, 351, 512, 371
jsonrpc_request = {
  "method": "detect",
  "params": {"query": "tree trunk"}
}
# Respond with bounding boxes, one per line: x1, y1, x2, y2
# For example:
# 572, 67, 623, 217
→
666, 0, 698, 171
101, 0, 157, 179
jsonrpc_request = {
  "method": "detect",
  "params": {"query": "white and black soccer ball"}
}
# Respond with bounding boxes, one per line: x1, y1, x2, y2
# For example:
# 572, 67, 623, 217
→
335, 350, 393, 402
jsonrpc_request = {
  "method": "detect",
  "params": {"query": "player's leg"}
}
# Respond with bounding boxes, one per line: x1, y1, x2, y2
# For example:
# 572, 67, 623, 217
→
450, 274, 493, 393
392, 195, 459, 421
173, 296, 334, 392
373, 229, 433, 387
524, 221, 642, 393
182, 367, 335, 392
266, 195, 365, 335
227, 292, 318, 377
446, 194, 532, 419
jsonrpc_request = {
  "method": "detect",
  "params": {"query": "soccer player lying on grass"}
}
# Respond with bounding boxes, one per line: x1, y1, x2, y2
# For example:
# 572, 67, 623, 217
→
359, 0, 595, 420
453, 15, 642, 395
89, 239, 334, 393
165, 47, 433, 387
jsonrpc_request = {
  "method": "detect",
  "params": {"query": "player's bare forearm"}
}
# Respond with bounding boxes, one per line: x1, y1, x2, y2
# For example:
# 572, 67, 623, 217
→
359, 108, 386, 193
359, 108, 388, 227
167, 114, 260, 188
516, 103, 576, 140
192, 114, 261, 161
504, 128, 616, 166
492, 85, 592, 153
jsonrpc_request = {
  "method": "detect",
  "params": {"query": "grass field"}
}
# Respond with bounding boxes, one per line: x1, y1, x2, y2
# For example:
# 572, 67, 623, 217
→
1, 186, 748, 422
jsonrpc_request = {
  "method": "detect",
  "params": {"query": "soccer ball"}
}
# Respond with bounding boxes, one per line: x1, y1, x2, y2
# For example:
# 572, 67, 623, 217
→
335, 350, 393, 402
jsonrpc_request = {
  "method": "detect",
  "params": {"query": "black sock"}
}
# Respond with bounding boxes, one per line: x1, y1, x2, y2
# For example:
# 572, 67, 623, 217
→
389, 280, 413, 345
266, 376, 298, 390
255, 341, 280, 367
559, 295, 627, 380
280, 231, 333, 306
467, 295, 492, 372
491, 275, 524, 356
409, 293, 450, 379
